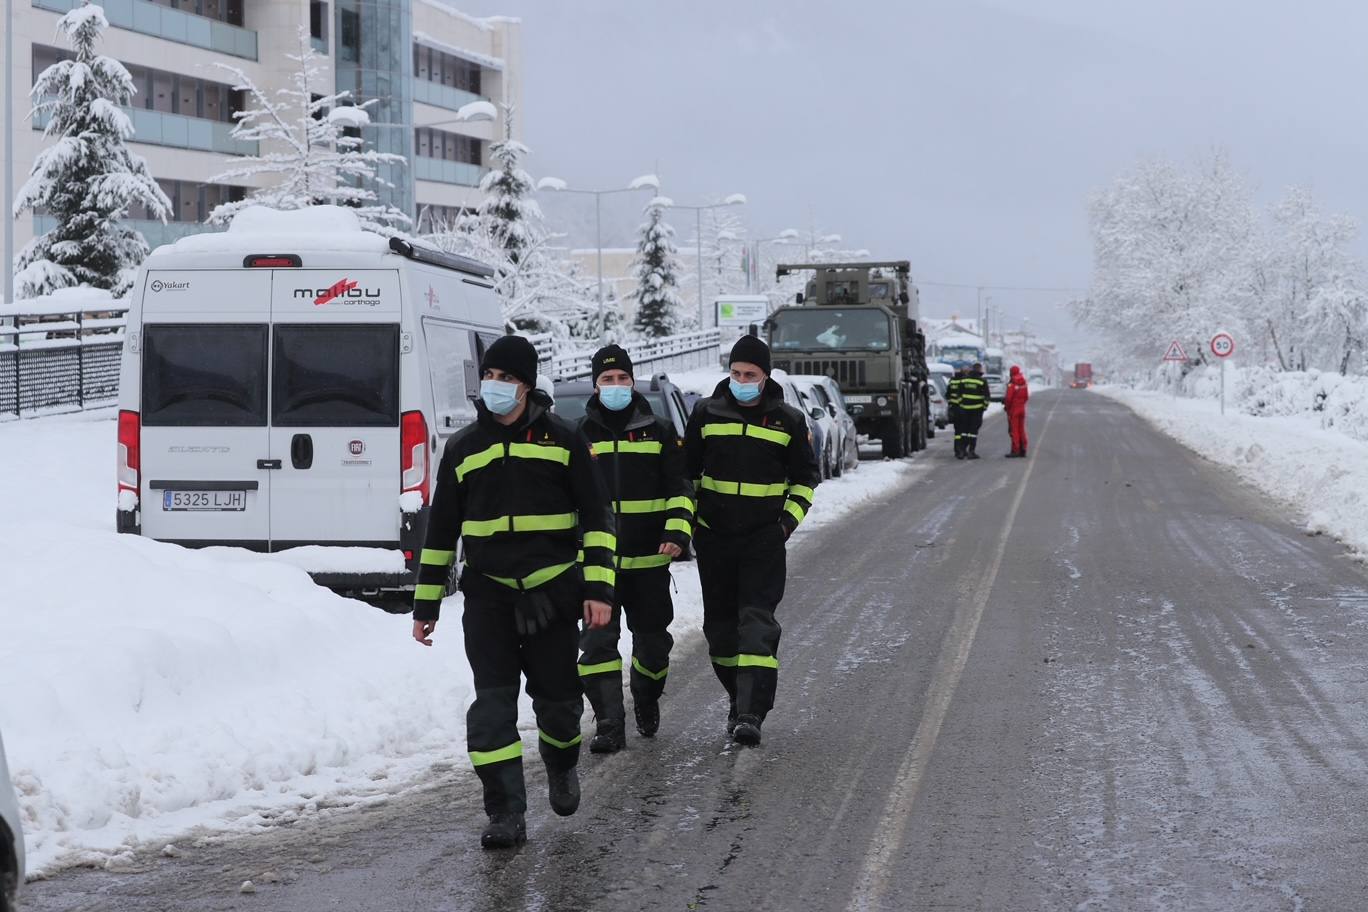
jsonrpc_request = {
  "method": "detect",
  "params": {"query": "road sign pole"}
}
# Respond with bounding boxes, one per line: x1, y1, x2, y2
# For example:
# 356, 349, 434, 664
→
1220, 358, 1225, 416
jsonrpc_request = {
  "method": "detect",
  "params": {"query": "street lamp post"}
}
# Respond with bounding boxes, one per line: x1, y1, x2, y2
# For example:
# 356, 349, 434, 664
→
4, 0, 14, 305
661, 194, 746, 330
535, 173, 659, 338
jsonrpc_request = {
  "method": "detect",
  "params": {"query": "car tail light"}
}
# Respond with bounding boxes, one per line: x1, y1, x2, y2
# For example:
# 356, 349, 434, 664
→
401, 410, 430, 506
117, 410, 140, 501
243, 254, 302, 268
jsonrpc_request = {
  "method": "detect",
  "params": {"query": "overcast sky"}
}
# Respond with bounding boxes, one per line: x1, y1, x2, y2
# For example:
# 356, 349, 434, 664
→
458, 0, 1368, 359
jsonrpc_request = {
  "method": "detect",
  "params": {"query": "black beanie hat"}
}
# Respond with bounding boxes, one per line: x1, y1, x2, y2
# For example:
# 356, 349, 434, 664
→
481, 335, 539, 387
729, 334, 772, 374
591, 344, 634, 383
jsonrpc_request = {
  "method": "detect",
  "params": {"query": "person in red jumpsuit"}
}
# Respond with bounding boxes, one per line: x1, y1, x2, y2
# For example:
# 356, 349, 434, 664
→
1004, 365, 1030, 458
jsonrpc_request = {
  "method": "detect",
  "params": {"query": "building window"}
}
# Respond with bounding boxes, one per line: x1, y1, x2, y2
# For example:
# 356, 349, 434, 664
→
339, 6, 361, 62
412, 43, 481, 95
147, 0, 241, 26
414, 127, 482, 165
127, 180, 248, 223
417, 204, 470, 230
310, 1, 329, 44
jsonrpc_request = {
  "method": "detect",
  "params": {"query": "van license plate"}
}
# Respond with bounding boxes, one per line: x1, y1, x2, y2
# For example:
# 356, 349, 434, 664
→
162, 490, 246, 511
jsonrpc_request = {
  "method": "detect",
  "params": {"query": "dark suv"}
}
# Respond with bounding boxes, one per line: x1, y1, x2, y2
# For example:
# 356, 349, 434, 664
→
551, 373, 692, 437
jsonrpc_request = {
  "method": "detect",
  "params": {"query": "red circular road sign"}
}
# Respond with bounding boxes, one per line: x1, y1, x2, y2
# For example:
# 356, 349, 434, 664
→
1210, 332, 1235, 358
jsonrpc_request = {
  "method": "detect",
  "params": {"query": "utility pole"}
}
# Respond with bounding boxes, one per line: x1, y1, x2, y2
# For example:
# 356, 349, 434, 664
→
4, 0, 14, 305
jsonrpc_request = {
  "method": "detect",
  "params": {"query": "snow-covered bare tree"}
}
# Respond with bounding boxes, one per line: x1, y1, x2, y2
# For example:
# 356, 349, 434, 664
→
12, 1, 171, 299
633, 198, 686, 337
207, 29, 408, 230
1260, 187, 1365, 373
1075, 152, 1255, 365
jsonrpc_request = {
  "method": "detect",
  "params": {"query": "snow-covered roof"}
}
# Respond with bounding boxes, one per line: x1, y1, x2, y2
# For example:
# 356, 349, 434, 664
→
935, 332, 986, 348
415, 0, 494, 30
412, 30, 505, 71
152, 206, 390, 260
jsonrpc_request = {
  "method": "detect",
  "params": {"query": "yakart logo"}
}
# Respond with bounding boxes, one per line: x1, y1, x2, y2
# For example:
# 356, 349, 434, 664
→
294, 278, 383, 307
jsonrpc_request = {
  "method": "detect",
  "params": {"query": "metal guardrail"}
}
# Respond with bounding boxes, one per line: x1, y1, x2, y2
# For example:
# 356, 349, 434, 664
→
529, 329, 722, 382
1, 303, 128, 417
0, 305, 716, 419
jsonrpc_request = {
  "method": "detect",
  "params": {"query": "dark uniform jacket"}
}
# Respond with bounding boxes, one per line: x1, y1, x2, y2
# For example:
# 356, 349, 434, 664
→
684, 378, 821, 538
958, 372, 990, 412
578, 392, 693, 572
413, 391, 616, 621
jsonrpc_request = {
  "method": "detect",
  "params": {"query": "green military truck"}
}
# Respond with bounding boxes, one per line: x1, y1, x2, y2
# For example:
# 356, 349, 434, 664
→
765, 261, 930, 458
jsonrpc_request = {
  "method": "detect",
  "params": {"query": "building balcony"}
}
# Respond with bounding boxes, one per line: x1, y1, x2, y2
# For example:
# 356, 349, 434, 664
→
33, 105, 258, 157
414, 157, 484, 187
412, 78, 485, 114
34, 216, 222, 251
33, 0, 258, 60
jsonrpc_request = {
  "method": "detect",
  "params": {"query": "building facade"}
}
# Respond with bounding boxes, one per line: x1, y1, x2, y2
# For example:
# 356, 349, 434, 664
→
3, 0, 520, 257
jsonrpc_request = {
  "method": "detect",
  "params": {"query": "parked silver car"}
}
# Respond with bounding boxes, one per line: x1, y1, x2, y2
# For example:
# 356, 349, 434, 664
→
792, 374, 859, 474
1, 730, 24, 912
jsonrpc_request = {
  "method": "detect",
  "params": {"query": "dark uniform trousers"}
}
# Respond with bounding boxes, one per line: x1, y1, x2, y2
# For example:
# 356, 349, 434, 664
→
578, 564, 674, 721
461, 571, 584, 816
961, 410, 984, 451
694, 523, 786, 720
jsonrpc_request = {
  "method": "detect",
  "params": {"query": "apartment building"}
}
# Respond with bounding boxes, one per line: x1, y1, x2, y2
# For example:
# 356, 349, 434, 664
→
2, 0, 521, 256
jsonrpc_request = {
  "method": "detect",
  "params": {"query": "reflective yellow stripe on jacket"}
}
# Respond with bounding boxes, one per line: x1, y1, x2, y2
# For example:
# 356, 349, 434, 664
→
701, 422, 792, 447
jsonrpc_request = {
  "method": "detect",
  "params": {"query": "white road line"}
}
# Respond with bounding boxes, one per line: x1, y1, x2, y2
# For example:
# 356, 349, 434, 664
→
847, 395, 1061, 912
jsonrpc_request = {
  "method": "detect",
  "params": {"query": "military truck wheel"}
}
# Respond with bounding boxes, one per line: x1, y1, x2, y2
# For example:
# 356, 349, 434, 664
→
915, 402, 929, 451
881, 416, 906, 458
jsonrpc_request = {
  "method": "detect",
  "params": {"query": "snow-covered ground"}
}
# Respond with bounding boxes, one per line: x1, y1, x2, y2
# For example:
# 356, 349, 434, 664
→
1096, 386, 1368, 558
0, 410, 923, 876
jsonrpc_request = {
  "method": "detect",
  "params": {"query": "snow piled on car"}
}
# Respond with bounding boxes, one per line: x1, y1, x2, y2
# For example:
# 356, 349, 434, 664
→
0, 410, 923, 875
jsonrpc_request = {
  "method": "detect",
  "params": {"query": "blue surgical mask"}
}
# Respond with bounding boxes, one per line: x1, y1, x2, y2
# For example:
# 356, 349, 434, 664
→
599, 385, 633, 411
730, 379, 763, 403
481, 379, 522, 416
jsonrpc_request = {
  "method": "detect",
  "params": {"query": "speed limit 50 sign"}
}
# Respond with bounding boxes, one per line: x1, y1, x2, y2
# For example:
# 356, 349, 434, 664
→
1210, 332, 1235, 359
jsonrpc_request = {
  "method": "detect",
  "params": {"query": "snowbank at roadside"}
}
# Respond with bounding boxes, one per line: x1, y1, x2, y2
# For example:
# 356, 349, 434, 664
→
0, 412, 922, 876
1096, 387, 1368, 557
1123, 364, 1368, 443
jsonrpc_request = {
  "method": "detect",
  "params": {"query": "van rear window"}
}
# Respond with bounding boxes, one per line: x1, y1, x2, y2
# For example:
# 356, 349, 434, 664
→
272, 325, 399, 427
142, 324, 268, 427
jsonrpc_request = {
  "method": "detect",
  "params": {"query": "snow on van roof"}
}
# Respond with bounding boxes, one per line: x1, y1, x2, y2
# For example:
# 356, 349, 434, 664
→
156, 206, 391, 258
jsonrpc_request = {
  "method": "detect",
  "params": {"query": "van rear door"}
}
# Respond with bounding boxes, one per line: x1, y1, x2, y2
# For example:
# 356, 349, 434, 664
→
268, 270, 402, 548
138, 270, 273, 548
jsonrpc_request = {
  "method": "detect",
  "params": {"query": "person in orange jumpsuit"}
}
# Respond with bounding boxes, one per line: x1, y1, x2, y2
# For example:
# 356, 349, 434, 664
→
1004, 365, 1030, 458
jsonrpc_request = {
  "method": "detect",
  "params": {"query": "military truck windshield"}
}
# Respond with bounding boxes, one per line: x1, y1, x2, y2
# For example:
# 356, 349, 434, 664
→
771, 310, 892, 351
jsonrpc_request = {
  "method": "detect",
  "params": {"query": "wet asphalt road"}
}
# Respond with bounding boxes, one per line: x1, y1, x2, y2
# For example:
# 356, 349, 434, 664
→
23, 390, 1368, 911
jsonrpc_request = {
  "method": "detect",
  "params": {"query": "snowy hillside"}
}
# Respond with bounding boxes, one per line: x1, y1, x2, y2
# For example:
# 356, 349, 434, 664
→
0, 411, 924, 875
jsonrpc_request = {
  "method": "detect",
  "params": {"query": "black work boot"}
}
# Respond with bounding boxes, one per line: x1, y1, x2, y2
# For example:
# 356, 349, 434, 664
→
634, 700, 660, 737
589, 718, 626, 754
481, 813, 527, 849
732, 714, 762, 746
546, 766, 581, 817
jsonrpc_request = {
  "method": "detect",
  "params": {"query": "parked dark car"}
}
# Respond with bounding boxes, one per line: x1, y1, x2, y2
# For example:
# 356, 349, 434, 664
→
551, 372, 692, 437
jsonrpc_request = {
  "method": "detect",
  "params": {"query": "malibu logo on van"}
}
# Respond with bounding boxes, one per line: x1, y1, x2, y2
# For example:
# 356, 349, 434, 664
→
297, 278, 383, 307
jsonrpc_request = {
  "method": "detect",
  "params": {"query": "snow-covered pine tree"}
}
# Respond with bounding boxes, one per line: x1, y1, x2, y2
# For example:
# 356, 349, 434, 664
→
12, 1, 171, 299
208, 28, 408, 230
633, 198, 684, 337
479, 114, 540, 268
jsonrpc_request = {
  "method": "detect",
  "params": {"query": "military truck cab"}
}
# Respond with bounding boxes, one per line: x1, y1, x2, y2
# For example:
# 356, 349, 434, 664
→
765, 261, 930, 458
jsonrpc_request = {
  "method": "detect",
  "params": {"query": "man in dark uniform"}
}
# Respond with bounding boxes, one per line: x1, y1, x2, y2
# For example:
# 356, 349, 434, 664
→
684, 336, 821, 746
576, 345, 693, 752
947, 364, 968, 459
957, 362, 990, 460
411, 335, 615, 849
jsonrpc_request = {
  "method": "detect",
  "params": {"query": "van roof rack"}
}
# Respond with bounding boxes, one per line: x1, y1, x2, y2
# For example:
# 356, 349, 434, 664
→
388, 237, 496, 279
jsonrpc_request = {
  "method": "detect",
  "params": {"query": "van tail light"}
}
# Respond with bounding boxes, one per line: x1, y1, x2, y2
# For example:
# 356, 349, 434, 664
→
400, 410, 430, 507
117, 410, 141, 505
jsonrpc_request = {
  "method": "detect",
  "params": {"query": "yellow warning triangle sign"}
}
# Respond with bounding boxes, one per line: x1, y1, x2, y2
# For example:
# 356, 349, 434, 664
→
1162, 340, 1188, 361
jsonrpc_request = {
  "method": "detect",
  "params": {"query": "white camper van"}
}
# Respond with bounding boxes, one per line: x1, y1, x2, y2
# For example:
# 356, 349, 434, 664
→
115, 207, 504, 598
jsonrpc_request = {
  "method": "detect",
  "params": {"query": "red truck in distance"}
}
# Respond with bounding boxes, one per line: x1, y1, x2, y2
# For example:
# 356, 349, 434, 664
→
1071, 362, 1093, 389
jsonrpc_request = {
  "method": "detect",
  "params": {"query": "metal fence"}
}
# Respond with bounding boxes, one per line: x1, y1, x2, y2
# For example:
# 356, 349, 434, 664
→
530, 329, 722, 381
0, 302, 719, 419
1, 304, 128, 417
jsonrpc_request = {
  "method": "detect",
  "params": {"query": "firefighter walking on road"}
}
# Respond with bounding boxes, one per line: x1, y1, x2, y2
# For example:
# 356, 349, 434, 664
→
684, 336, 821, 746
947, 364, 967, 458
576, 345, 693, 752
956, 362, 990, 460
1004, 364, 1030, 458
411, 335, 616, 850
